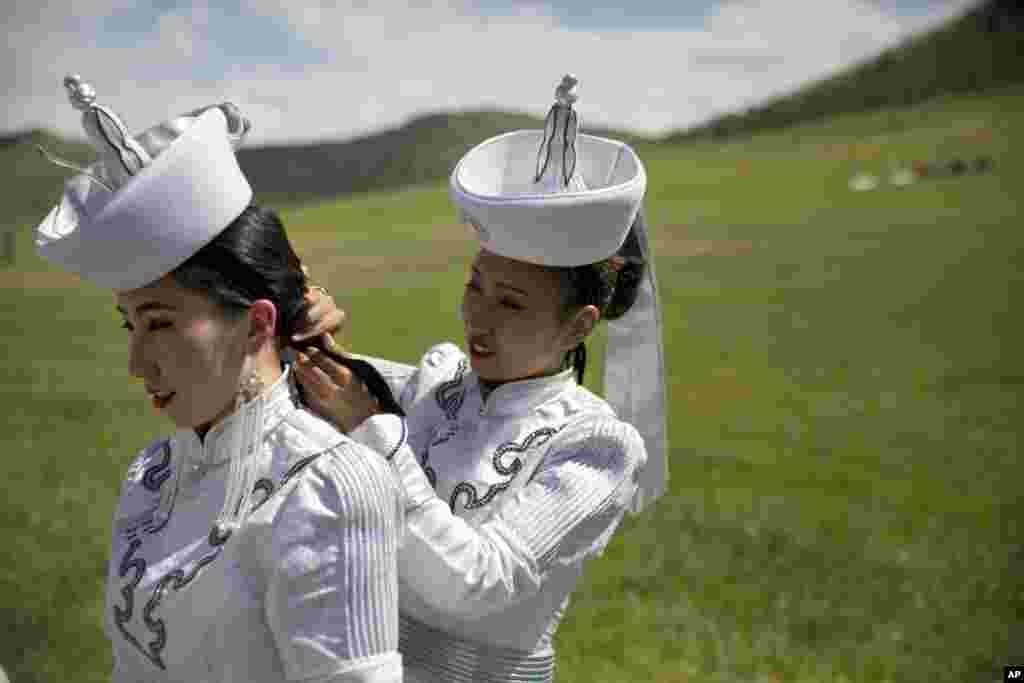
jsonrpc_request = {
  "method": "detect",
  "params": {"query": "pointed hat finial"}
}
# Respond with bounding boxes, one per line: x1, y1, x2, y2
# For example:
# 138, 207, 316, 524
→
534, 73, 585, 191
554, 73, 579, 107
62, 74, 153, 190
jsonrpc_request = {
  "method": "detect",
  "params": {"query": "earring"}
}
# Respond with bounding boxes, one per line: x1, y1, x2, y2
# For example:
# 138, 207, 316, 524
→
240, 370, 265, 402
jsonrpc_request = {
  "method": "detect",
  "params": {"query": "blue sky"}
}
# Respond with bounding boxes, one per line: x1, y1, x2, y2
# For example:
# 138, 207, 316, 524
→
3, 0, 977, 144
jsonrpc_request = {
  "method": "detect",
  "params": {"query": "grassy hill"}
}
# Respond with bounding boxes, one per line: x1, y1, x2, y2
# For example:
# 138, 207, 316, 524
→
1, 85, 1020, 683
668, 0, 1024, 142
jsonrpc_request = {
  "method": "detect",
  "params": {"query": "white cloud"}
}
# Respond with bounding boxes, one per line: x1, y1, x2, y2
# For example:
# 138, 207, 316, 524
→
2, 0, 979, 144
153, 12, 200, 60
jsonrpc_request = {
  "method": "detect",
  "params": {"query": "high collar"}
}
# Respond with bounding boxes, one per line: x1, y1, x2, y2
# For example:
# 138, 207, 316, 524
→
175, 367, 298, 467
475, 367, 576, 418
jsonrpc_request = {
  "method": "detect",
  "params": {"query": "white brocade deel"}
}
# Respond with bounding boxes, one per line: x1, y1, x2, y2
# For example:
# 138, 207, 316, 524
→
348, 343, 648, 683
104, 370, 404, 683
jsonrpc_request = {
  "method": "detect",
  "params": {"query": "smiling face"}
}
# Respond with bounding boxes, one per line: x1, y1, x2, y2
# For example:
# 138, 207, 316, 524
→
116, 274, 252, 432
461, 248, 598, 383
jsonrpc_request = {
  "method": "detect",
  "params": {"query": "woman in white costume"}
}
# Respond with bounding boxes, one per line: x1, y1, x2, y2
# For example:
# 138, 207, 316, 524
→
34, 76, 405, 683
295, 75, 669, 683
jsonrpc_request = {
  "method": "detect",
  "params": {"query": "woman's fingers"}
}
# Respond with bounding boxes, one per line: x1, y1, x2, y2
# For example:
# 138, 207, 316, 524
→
321, 332, 344, 354
294, 353, 336, 399
303, 348, 354, 388
317, 307, 347, 340
293, 287, 347, 342
294, 350, 381, 432
292, 303, 343, 341
294, 367, 334, 420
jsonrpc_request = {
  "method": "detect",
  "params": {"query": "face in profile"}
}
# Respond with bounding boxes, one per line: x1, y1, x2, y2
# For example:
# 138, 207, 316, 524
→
116, 275, 250, 432
461, 248, 583, 384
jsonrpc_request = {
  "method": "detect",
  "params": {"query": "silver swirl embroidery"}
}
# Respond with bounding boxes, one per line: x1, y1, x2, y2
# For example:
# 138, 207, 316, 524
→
448, 425, 563, 513
434, 359, 468, 421
112, 450, 326, 671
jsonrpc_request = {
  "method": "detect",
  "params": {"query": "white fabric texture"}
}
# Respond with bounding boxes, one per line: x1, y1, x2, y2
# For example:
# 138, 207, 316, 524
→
349, 344, 647, 683
104, 371, 404, 682
604, 212, 669, 512
450, 130, 646, 267
35, 107, 252, 291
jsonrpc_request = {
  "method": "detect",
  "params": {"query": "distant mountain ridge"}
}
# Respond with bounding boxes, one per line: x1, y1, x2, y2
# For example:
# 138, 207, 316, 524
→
4, 110, 645, 217
667, 0, 1024, 142
237, 109, 646, 204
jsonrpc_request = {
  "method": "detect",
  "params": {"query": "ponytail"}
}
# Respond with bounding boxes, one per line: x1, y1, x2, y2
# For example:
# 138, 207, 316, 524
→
569, 342, 586, 385
556, 218, 647, 385
288, 334, 405, 417
172, 204, 404, 416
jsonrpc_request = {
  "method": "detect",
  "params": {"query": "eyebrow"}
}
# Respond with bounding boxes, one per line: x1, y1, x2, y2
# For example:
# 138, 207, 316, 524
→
471, 267, 529, 297
116, 302, 178, 316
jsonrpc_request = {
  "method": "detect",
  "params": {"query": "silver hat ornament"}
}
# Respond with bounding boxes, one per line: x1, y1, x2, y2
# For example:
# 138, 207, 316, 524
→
38, 74, 252, 193
533, 74, 586, 192
64, 73, 153, 188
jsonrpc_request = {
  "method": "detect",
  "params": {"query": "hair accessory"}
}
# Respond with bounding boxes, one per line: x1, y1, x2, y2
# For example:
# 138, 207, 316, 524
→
240, 370, 266, 402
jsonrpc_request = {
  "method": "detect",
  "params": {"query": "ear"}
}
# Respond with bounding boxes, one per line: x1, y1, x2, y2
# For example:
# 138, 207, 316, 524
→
248, 299, 278, 350
560, 304, 600, 352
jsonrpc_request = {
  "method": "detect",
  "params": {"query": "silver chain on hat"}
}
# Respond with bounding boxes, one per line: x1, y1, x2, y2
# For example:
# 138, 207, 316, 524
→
534, 74, 581, 188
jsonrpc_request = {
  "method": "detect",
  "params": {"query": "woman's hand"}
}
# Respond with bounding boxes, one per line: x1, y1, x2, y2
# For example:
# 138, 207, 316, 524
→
293, 283, 346, 345
294, 348, 381, 433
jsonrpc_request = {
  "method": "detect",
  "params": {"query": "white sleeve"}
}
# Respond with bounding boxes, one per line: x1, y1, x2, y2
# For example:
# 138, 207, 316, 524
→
378, 417, 646, 620
263, 445, 404, 682
349, 341, 467, 414
345, 352, 420, 412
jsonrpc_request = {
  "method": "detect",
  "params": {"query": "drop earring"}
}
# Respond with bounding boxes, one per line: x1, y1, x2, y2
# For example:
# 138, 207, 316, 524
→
240, 369, 265, 402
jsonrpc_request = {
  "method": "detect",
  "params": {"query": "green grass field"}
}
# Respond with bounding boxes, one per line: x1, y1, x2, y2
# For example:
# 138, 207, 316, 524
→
1, 87, 1021, 682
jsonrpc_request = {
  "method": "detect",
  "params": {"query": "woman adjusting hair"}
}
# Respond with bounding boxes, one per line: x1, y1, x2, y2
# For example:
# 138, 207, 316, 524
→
35, 76, 404, 682
296, 74, 669, 683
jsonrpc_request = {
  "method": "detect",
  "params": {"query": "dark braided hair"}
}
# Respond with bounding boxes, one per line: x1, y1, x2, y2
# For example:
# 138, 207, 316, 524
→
170, 204, 403, 415
171, 206, 307, 342
554, 216, 647, 385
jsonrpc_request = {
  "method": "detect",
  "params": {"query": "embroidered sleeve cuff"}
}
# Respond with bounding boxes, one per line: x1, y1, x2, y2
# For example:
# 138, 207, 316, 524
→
347, 414, 407, 461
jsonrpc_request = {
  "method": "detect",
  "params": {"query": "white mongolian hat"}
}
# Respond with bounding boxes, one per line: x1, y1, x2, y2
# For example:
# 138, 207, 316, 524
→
451, 76, 646, 268
35, 75, 253, 291
450, 75, 668, 513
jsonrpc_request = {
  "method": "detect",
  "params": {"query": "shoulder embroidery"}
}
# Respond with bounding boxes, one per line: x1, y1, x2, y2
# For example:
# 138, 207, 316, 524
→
420, 422, 460, 491
112, 447, 327, 671
249, 478, 275, 513
112, 539, 150, 664
434, 358, 469, 421
281, 452, 323, 486
113, 444, 186, 671
141, 445, 172, 492
449, 425, 564, 513
133, 527, 232, 670
118, 442, 175, 537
